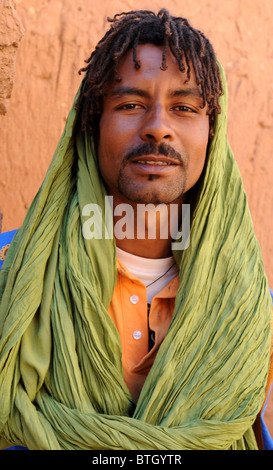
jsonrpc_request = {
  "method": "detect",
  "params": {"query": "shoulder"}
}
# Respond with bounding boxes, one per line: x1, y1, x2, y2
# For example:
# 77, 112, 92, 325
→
0, 229, 18, 269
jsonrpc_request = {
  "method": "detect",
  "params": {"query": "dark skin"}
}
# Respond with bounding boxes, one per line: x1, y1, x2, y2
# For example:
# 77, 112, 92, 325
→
98, 45, 210, 258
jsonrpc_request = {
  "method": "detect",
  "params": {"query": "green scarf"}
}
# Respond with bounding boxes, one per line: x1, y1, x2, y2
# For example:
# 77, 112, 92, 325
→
0, 63, 272, 450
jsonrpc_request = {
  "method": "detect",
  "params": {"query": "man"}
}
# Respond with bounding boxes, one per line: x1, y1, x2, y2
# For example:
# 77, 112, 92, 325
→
0, 9, 272, 450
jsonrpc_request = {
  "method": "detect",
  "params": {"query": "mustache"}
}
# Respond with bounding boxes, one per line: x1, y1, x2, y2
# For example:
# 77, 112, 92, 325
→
123, 142, 184, 164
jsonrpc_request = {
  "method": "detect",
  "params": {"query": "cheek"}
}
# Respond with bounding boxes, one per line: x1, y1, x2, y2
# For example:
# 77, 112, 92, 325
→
98, 116, 125, 159
97, 141, 116, 186
98, 116, 117, 166
183, 121, 209, 185
97, 117, 128, 187
98, 113, 139, 171
193, 118, 209, 159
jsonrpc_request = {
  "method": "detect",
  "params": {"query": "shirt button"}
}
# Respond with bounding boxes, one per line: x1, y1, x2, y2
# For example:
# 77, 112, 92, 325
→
130, 295, 139, 304
133, 330, 142, 340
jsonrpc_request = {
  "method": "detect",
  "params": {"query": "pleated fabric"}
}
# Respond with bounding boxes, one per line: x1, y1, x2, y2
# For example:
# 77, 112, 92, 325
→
0, 63, 271, 450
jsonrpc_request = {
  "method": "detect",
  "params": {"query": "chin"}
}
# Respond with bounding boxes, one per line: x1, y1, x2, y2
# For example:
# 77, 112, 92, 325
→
115, 164, 188, 204
118, 187, 185, 205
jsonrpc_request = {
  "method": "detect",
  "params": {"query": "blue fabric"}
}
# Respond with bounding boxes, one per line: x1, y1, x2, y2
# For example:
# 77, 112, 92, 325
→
0, 229, 17, 270
0, 231, 272, 450
261, 383, 273, 450
4, 446, 27, 450
260, 288, 273, 450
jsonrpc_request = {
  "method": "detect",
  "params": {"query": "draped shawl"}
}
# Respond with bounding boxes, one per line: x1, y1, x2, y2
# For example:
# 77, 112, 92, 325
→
0, 62, 272, 450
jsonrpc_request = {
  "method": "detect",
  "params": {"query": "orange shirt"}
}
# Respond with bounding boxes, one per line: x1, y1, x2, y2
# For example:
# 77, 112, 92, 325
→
109, 260, 273, 413
108, 259, 179, 402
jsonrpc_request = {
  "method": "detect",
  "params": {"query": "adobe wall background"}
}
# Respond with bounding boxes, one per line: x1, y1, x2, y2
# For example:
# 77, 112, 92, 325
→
0, 0, 23, 115
1, 0, 273, 289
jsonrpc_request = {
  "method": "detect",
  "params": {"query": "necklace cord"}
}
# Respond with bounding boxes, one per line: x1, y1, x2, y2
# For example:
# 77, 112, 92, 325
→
146, 262, 176, 288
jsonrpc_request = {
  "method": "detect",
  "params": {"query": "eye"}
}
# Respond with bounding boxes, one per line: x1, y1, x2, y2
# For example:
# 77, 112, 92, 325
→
171, 105, 196, 113
117, 103, 143, 110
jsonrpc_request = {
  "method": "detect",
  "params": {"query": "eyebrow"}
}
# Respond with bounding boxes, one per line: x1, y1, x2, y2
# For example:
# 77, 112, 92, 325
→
110, 85, 203, 100
171, 87, 203, 99
110, 86, 150, 98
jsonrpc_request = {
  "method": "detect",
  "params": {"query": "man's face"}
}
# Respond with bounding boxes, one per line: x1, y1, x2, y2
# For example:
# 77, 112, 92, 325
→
97, 44, 210, 205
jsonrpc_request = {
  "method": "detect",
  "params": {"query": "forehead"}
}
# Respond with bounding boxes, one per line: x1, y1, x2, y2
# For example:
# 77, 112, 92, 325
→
107, 43, 200, 94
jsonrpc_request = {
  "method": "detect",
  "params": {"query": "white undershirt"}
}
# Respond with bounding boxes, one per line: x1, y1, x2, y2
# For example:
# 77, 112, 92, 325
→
116, 247, 179, 304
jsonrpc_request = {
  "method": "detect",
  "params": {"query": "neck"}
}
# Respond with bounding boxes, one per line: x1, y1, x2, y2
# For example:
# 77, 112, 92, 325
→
116, 236, 173, 259
112, 194, 185, 259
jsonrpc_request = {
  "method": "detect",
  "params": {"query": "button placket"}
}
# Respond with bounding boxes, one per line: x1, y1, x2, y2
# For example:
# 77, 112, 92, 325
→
130, 295, 142, 340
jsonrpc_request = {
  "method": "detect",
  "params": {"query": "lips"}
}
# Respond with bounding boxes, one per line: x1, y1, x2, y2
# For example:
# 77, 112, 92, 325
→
135, 160, 176, 165
131, 155, 180, 166
129, 154, 181, 176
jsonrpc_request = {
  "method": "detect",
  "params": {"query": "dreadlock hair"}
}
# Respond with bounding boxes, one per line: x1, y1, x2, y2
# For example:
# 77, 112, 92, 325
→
76, 9, 223, 140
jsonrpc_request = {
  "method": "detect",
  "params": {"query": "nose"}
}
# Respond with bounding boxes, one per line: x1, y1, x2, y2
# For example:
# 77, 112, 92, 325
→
139, 105, 175, 143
